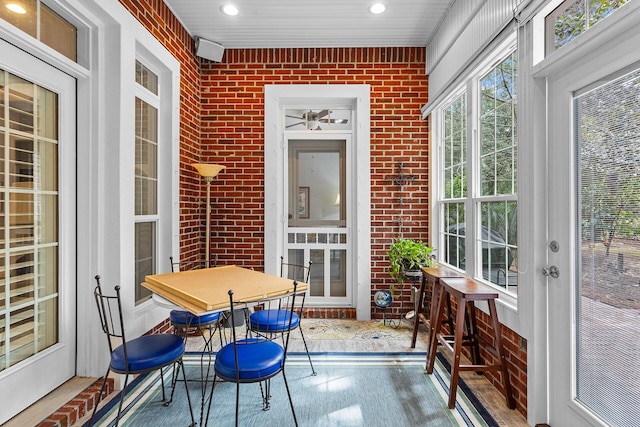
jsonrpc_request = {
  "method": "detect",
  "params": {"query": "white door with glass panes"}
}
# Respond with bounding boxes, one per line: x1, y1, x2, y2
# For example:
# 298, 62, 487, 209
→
286, 134, 351, 306
0, 40, 76, 424
545, 8, 640, 427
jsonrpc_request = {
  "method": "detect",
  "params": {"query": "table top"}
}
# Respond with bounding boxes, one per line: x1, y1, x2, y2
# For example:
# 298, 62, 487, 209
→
142, 265, 307, 314
420, 265, 466, 280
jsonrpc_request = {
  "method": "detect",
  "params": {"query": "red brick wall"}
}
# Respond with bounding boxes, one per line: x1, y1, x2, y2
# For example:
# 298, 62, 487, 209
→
200, 48, 431, 317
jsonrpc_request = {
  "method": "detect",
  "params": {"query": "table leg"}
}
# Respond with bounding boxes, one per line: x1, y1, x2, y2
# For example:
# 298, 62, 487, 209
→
410, 274, 427, 348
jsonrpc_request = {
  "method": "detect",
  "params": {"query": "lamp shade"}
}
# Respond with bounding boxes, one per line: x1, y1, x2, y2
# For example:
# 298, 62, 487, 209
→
192, 163, 226, 179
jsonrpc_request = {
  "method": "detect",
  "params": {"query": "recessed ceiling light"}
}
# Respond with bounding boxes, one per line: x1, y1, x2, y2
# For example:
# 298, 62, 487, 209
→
6, 3, 27, 14
368, 3, 386, 14
220, 4, 239, 16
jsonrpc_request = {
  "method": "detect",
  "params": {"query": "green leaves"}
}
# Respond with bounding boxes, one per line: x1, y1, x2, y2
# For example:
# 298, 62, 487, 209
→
387, 239, 435, 284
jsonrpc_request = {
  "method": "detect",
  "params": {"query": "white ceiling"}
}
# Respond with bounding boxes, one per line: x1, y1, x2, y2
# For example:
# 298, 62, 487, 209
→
164, 0, 456, 48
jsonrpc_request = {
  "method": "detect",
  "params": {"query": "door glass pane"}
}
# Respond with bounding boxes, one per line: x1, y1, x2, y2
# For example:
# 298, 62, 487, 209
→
288, 140, 345, 226
0, 69, 59, 373
329, 249, 346, 297
575, 66, 640, 426
310, 249, 324, 297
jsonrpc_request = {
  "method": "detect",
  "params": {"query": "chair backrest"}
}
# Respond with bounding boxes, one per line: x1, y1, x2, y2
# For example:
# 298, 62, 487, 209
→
170, 255, 218, 272
93, 275, 127, 358
280, 256, 312, 283
227, 281, 300, 367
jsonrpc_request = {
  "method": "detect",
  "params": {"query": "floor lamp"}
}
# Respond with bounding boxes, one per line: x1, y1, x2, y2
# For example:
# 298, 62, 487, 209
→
192, 163, 226, 268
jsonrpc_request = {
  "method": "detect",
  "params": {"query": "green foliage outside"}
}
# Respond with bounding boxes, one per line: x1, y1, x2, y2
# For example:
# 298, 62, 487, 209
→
552, 0, 630, 51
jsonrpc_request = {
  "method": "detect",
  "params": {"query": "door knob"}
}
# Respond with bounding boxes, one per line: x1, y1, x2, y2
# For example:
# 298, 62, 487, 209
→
542, 266, 560, 278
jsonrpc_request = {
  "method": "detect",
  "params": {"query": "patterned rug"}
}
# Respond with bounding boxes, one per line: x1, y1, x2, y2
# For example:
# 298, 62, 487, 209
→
301, 318, 413, 340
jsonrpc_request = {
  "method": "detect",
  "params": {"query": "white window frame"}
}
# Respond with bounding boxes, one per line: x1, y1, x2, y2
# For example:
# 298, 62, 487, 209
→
133, 58, 160, 305
433, 34, 519, 310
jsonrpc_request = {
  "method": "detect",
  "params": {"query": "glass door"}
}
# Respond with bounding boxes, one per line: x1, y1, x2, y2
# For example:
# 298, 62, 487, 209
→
547, 45, 640, 427
0, 40, 76, 424
287, 137, 351, 306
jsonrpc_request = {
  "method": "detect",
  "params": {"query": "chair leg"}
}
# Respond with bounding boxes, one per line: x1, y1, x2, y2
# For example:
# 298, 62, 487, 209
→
281, 369, 299, 427
177, 359, 197, 427
113, 373, 131, 427
204, 373, 224, 427
298, 326, 317, 375
88, 366, 112, 426
235, 382, 241, 427
164, 362, 179, 406
259, 378, 272, 410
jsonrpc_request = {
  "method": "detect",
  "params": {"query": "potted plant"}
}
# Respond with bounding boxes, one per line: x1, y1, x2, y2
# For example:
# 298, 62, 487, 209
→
387, 238, 435, 285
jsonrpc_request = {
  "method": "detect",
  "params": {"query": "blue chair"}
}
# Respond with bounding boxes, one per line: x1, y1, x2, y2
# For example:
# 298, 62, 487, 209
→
90, 275, 195, 427
205, 285, 300, 427
249, 257, 316, 375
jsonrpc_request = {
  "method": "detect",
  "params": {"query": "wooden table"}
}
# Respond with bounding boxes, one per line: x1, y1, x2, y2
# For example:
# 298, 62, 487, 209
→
142, 265, 307, 314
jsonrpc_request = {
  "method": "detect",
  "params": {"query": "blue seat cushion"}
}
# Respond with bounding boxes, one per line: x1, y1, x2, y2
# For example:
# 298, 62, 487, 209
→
249, 309, 299, 333
111, 334, 184, 373
170, 309, 221, 327
215, 338, 285, 381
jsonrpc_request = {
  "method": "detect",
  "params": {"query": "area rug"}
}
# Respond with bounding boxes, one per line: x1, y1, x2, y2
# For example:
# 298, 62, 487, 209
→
300, 319, 413, 340
86, 353, 498, 427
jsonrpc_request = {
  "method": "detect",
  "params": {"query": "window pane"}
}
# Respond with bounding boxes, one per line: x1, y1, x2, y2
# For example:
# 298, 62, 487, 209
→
40, 4, 76, 62
443, 202, 466, 269
0, 0, 76, 61
442, 94, 467, 199
0, 0, 37, 38
135, 61, 158, 95
135, 222, 155, 304
546, 0, 630, 54
480, 52, 517, 196
480, 201, 517, 291
135, 98, 158, 216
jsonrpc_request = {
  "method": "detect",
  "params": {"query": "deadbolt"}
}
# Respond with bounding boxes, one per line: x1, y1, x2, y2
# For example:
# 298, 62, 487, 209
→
549, 240, 559, 252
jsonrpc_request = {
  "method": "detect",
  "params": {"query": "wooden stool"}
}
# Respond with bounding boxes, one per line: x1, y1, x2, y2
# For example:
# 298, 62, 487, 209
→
410, 266, 464, 349
426, 277, 515, 410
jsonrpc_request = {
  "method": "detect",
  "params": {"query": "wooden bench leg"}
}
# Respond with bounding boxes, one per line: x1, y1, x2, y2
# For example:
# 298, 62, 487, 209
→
488, 299, 516, 409
426, 285, 447, 373
448, 296, 468, 409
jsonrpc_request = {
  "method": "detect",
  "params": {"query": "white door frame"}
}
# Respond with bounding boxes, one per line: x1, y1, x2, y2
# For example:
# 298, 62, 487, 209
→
534, 4, 640, 425
0, 39, 77, 424
264, 85, 371, 320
